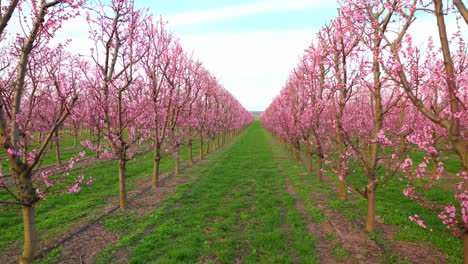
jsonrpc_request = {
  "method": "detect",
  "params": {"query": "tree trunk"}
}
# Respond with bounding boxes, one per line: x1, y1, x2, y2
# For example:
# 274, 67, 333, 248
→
305, 144, 312, 172
54, 130, 61, 166
188, 139, 193, 165
339, 180, 347, 200
206, 139, 210, 155
199, 135, 204, 161
72, 121, 78, 148
118, 159, 127, 210
317, 154, 323, 182
464, 230, 468, 264
365, 182, 376, 232
294, 147, 300, 161
19, 205, 35, 264
174, 145, 180, 175
95, 128, 101, 158
152, 147, 161, 188
73, 129, 78, 148
73, 132, 77, 148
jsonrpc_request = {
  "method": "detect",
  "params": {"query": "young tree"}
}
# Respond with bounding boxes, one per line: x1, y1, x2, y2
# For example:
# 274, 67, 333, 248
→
86, 0, 149, 209
385, 0, 468, 258
336, 0, 418, 232
0, 1, 85, 262
182, 61, 204, 165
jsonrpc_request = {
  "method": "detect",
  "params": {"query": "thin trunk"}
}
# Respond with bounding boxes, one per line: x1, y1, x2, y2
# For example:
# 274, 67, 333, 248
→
188, 139, 193, 165
95, 128, 101, 158
199, 135, 204, 161
206, 139, 210, 155
305, 144, 312, 172
73, 133, 77, 148
73, 123, 78, 148
317, 154, 323, 182
174, 145, 180, 175
152, 146, 161, 188
339, 180, 347, 200
462, 157, 468, 264
464, 232, 468, 264
118, 159, 127, 210
294, 147, 300, 161
54, 130, 61, 166
364, 31, 382, 233
19, 205, 36, 264
365, 183, 376, 232
336, 107, 347, 201
399, 134, 407, 155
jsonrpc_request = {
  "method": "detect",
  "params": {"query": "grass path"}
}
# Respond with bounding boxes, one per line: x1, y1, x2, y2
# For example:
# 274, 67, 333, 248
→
99, 121, 318, 263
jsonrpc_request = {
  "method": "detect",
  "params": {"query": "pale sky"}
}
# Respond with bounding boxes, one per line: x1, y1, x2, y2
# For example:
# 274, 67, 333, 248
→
9, 1, 466, 111
140, 0, 341, 111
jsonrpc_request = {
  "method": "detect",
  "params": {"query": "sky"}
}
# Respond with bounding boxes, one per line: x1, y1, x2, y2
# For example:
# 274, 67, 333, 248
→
139, 0, 341, 111
8, 1, 465, 111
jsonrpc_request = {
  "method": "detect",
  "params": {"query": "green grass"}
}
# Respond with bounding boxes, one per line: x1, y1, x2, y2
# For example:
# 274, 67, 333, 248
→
96, 121, 318, 264
0, 138, 202, 253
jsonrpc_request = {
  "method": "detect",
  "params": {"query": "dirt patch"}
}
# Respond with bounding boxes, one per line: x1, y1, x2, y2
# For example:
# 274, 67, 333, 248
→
377, 223, 446, 263
131, 172, 186, 216
55, 223, 118, 264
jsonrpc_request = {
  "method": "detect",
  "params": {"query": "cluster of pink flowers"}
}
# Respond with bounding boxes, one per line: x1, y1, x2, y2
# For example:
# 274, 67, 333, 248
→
68, 184, 80, 194
408, 214, 428, 229
403, 185, 419, 200
375, 130, 392, 146
398, 158, 413, 170
438, 204, 462, 236
68, 174, 85, 194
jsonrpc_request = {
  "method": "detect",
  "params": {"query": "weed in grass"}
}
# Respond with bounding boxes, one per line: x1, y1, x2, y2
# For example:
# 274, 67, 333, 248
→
331, 244, 349, 259
102, 212, 140, 232
34, 246, 63, 264
324, 233, 335, 242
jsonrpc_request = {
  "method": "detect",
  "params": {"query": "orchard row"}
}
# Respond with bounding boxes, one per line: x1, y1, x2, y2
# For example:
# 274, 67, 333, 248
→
0, 1, 253, 263
261, 0, 467, 260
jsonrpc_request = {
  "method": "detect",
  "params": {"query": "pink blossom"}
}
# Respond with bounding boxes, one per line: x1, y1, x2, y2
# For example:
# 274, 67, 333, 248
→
68, 184, 81, 194
409, 214, 426, 229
